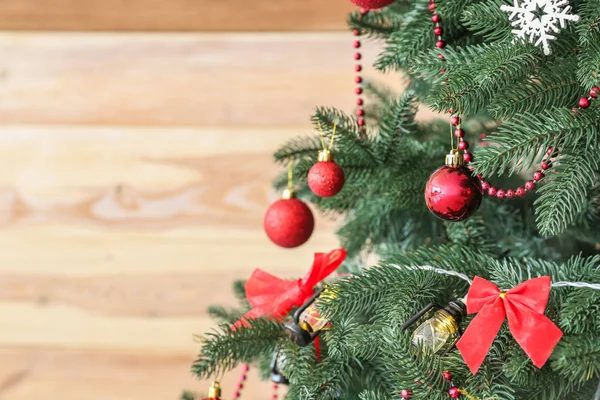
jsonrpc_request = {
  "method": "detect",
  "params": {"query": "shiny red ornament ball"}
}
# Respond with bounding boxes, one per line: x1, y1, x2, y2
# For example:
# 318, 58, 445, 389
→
425, 165, 483, 222
264, 198, 314, 248
308, 161, 345, 197
349, 0, 395, 9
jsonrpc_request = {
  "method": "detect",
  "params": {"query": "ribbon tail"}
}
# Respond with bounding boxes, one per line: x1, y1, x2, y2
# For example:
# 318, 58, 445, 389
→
505, 300, 563, 369
457, 299, 506, 374
301, 248, 347, 288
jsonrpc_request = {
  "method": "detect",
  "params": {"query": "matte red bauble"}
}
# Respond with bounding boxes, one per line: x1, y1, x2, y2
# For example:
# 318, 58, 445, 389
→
349, 0, 396, 9
425, 151, 483, 222
308, 149, 345, 197
264, 189, 314, 248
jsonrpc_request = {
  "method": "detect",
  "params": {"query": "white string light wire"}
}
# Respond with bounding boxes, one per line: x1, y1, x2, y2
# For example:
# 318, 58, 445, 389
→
389, 264, 600, 291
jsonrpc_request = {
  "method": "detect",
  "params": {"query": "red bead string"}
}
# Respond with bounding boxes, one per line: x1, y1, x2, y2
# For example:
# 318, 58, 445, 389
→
401, 371, 467, 399
427, 0, 600, 200
355, 8, 370, 130
231, 364, 280, 400
232, 364, 248, 399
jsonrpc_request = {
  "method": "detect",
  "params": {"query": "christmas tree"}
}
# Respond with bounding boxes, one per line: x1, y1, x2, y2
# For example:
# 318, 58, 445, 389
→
191, 0, 600, 399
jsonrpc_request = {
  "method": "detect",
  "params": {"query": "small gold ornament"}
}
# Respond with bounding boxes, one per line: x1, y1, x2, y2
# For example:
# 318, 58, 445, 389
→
402, 299, 466, 354
201, 381, 221, 400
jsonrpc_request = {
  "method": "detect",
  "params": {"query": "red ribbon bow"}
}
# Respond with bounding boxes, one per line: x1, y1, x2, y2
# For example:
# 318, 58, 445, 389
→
236, 248, 346, 326
456, 276, 563, 374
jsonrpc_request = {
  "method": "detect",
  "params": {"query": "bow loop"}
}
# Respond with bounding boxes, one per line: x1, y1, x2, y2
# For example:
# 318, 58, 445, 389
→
235, 249, 346, 327
457, 276, 562, 374
466, 276, 502, 313
505, 276, 551, 314
300, 249, 347, 288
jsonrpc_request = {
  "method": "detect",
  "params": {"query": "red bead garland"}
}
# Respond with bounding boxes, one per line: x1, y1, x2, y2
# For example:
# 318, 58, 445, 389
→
232, 364, 280, 400
354, 12, 367, 130
426, 0, 598, 200
400, 370, 465, 398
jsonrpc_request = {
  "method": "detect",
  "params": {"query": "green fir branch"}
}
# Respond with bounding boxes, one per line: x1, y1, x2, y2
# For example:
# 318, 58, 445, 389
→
461, 0, 514, 42
191, 319, 285, 379
180, 392, 196, 400
560, 286, 600, 334
535, 150, 600, 236
376, 92, 419, 164
472, 107, 600, 178
577, 32, 600, 89
436, 0, 476, 18
376, 3, 435, 72
551, 335, 600, 382
348, 9, 402, 39
207, 306, 245, 324
490, 59, 582, 119
576, 0, 600, 45
424, 42, 541, 114
379, 329, 449, 400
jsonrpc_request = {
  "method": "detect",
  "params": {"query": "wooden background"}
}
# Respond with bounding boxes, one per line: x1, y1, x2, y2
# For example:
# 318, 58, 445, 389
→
0, 2, 409, 399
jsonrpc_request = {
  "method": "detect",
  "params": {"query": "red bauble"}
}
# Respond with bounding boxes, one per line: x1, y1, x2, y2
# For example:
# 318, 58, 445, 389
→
308, 161, 345, 197
264, 194, 314, 248
349, 0, 395, 9
448, 387, 461, 398
425, 159, 483, 222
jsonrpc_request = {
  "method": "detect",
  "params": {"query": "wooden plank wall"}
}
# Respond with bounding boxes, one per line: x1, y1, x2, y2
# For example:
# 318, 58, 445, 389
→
0, 2, 409, 400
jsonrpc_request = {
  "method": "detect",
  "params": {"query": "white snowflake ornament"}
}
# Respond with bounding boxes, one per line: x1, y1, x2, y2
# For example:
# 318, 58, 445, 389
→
501, 0, 579, 55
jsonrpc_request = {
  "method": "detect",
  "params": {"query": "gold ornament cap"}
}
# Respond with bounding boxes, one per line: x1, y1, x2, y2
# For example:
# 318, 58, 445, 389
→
445, 150, 464, 168
282, 187, 295, 200
207, 381, 221, 399
318, 149, 333, 162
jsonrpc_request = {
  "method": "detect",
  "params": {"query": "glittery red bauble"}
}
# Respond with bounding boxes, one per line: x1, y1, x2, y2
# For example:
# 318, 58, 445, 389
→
349, 0, 395, 9
308, 161, 345, 197
425, 165, 483, 222
264, 198, 314, 248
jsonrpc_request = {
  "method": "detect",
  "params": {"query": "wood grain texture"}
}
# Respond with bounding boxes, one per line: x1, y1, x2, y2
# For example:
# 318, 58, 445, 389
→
0, 32, 432, 399
0, 33, 407, 126
0, 348, 271, 400
0, 125, 338, 399
0, 0, 356, 31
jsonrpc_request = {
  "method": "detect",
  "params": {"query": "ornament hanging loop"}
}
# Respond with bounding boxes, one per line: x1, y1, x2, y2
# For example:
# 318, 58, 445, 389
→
316, 118, 339, 162
283, 158, 295, 199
